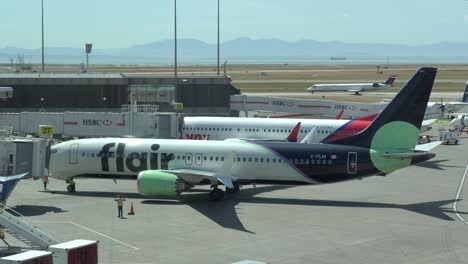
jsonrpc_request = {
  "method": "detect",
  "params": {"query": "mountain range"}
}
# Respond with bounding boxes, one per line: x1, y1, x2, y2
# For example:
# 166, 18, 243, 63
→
1, 38, 468, 64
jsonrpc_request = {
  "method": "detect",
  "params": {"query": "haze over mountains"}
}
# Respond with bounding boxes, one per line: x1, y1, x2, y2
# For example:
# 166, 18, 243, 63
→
1, 38, 468, 64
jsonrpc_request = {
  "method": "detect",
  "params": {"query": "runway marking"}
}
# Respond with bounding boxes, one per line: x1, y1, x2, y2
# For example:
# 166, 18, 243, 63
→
453, 163, 468, 224
30, 220, 140, 250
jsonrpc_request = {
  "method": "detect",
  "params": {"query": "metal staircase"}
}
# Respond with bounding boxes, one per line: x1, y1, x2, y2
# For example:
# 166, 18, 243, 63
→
0, 207, 60, 249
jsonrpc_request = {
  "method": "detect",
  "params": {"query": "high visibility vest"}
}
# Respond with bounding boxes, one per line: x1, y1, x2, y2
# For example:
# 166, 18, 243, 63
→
117, 198, 124, 206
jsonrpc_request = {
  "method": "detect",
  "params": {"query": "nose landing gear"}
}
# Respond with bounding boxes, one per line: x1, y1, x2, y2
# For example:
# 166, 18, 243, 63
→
66, 178, 76, 193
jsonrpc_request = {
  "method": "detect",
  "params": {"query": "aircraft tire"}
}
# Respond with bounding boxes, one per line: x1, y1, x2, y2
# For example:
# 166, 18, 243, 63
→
67, 184, 76, 193
226, 183, 240, 194
209, 188, 224, 201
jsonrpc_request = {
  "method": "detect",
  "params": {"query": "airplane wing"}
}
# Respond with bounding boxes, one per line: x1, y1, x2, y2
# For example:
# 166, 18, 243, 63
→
380, 151, 435, 159
348, 88, 364, 92
161, 152, 237, 188
414, 141, 443, 152
422, 119, 437, 127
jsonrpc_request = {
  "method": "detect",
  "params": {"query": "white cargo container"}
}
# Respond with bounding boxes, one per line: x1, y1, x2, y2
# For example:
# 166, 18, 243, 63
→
49, 239, 98, 264
0, 250, 53, 264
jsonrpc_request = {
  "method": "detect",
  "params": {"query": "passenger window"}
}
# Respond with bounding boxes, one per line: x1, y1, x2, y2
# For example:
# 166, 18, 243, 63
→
221, 157, 224, 161
260, 158, 263, 162
248, 157, 252, 162
243, 157, 246, 162
254, 158, 258, 162
215, 157, 219, 161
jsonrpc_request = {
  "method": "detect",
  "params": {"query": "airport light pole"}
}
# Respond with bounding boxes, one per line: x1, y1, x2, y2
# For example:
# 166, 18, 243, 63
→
217, 0, 220, 75
41, 0, 45, 72
174, 0, 178, 108
174, 0, 178, 80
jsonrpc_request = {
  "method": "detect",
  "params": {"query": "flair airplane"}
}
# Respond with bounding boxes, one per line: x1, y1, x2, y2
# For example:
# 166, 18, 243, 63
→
49, 67, 437, 201
307, 75, 398, 95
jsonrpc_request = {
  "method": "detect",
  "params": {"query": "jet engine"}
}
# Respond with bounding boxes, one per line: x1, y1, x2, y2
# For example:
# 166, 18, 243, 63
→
137, 170, 192, 196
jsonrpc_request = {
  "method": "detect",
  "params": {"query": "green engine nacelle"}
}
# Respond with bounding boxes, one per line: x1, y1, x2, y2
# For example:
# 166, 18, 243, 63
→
137, 170, 190, 196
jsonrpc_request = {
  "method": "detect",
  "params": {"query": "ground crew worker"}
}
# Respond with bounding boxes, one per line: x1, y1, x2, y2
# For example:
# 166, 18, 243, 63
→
42, 176, 49, 190
115, 195, 125, 218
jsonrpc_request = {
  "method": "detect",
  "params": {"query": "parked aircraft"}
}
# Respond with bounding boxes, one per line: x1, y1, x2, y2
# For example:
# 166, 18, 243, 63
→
306, 75, 397, 95
448, 114, 468, 132
425, 84, 468, 118
181, 114, 436, 143
48, 67, 437, 201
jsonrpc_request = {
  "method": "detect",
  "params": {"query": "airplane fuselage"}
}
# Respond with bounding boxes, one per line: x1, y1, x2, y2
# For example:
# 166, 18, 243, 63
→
307, 83, 390, 93
181, 117, 364, 142
50, 138, 384, 185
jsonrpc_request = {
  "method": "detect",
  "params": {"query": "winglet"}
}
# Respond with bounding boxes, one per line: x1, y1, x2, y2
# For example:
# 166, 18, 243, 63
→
216, 152, 236, 188
287, 122, 301, 142
300, 127, 317, 144
463, 82, 468, 103
335, 110, 344, 120
0, 173, 28, 204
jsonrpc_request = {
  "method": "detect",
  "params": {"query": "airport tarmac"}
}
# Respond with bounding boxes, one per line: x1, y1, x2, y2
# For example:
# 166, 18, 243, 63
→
3, 132, 468, 264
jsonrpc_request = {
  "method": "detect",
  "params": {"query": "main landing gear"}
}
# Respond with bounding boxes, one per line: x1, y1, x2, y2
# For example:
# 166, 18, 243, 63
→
209, 187, 224, 201
209, 183, 240, 201
66, 178, 76, 193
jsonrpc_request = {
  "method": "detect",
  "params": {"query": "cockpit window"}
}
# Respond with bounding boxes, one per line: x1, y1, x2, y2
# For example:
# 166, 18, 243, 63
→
50, 149, 58, 155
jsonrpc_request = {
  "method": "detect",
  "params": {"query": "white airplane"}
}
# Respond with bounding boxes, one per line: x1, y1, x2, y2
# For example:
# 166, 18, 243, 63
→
48, 67, 438, 201
181, 113, 376, 144
448, 114, 468, 132
307, 75, 398, 95
425, 84, 468, 118
181, 114, 436, 143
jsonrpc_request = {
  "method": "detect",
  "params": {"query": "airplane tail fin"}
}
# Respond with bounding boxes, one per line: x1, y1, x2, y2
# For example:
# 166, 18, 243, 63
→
384, 75, 398, 86
463, 82, 468, 102
287, 122, 301, 142
335, 110, 344, 120
326, 67, 437, 151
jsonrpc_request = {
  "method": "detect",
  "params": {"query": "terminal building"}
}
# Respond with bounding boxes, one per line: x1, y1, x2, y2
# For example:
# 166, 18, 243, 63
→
0, 73, 240, 116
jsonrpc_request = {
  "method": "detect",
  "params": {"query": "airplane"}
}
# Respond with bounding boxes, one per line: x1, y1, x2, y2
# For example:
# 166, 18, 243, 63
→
181, 114, 436, 144
48, 67, 437, 201
448, 113, 468, 132
306, 75, 398, 95
425, 83, 468, 118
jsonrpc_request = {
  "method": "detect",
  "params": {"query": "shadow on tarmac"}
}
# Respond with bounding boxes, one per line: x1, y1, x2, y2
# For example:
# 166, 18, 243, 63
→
144, 185, 467, 233
47, 186, 467, 233
48, 190, 145, 199
415, 159, 464, 170
7, 205, 67, 217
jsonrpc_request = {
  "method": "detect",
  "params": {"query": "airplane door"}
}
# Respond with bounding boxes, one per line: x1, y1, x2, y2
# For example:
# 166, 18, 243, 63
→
195, 153, 203, 166
347, 152, 357, 174
69, 143, 79, 164
185, 153, 193, 165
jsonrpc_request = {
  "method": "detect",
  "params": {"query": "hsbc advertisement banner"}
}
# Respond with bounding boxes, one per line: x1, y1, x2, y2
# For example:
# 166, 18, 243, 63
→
64, 112, 129, 136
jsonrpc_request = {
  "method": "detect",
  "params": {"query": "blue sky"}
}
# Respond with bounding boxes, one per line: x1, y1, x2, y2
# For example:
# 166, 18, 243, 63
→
1, 0, 468, 48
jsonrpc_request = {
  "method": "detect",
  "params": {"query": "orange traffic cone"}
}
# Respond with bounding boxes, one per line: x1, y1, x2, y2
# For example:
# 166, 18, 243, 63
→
128, 202, 135, 215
